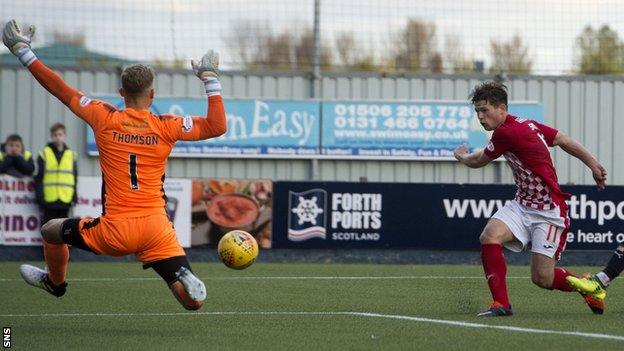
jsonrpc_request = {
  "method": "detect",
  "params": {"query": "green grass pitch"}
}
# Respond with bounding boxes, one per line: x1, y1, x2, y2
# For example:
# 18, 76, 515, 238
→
1, 262, 623, 350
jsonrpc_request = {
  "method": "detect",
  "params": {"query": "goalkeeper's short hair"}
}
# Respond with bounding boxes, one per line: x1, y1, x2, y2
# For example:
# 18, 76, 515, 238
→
121, 64, 155, 95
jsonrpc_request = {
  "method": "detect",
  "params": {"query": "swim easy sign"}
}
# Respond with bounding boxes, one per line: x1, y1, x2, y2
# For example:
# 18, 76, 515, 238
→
203, 99, 320, 157
273, 182, 624, 250
87, 97, 320, 158
86, 97, 541, 160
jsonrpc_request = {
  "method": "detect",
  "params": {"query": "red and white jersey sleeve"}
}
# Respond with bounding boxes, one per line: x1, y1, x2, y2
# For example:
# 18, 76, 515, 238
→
483, 127, 511, 159
484, 115, 570, 210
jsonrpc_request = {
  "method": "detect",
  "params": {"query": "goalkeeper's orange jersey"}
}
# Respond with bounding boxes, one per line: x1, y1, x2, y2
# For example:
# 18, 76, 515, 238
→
27, 60, 227, 219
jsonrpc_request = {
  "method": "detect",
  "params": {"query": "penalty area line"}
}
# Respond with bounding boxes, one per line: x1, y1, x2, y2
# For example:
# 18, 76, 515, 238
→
0, 311, 622, 342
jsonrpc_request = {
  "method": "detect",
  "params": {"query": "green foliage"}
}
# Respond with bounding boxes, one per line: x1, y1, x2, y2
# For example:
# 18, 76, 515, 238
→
444, 34, 475, 74
575, 25, 624, 74
332, 31, 382, 72
392, 18, 441, 72
489, 35, 532, 74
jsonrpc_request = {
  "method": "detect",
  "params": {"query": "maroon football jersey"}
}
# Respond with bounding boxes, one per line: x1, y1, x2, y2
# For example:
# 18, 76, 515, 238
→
484, 114, 571, 210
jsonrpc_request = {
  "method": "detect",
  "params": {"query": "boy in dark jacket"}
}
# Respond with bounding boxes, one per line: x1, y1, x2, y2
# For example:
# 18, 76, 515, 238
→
0, 134, 35, 178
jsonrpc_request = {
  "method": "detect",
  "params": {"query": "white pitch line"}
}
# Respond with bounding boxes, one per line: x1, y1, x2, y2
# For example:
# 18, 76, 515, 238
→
0, 276, 530, 282
354, 312, 624, 342
0, 311, 622, 342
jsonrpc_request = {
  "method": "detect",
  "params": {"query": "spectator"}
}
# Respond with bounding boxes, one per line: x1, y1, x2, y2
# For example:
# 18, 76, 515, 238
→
34, 123, 78, 224
0, 134, 35, 177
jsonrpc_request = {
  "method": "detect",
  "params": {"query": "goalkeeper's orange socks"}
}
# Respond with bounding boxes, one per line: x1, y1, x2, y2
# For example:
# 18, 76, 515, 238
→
481, 244, 510, 308
43, 242, 69, 286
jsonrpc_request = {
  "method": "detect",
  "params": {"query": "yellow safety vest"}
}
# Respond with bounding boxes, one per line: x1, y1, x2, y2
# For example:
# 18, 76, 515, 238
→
41, 146, 76, 204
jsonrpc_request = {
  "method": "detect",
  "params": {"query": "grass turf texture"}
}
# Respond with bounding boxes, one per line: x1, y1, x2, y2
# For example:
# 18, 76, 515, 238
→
1, 262, 623, 350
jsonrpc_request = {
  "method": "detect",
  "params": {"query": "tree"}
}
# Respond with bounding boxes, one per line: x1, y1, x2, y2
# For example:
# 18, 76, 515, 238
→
444, 34, 473, 73
575, 25, 624, 74
392, 18, 441, 72
152, 58, 186, 69
428, 52, 443, 73
334, 31, 377, 72
295, 28, 332, 70
227, 20, 332, 71
52, 31, 86, 46
489, 34, 532, 74
258, 31, 297, 70
229, 21, 264, 68
227, 21, 294, 70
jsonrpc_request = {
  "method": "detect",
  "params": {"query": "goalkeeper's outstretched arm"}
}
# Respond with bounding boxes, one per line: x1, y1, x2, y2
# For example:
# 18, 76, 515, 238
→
3, 20, 80, 107
161, 50, 227, 142
189, 50, 227, 140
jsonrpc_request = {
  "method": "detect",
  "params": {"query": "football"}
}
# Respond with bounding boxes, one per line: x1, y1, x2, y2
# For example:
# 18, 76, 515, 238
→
217, 230, 259, 270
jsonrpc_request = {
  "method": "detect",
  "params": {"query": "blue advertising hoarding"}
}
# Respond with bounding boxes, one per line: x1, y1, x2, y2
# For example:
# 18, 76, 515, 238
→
86, 96, 542, 159
87, 96, 321, 157
273, 181, 624, 250
321, 101, 544, 159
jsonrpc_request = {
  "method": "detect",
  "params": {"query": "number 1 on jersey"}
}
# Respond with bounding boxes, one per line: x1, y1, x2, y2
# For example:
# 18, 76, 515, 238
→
129, 154, 139, 190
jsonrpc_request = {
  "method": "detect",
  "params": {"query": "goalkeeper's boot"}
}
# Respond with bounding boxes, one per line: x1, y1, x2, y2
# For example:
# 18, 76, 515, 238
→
175, 267, 206, 302
19, 264, 67, 297
477, 301, 513, 317
566, 275, 606, 315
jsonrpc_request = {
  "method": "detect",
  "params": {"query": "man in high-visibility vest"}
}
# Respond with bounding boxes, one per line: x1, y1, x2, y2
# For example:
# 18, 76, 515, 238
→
0, 134, 35, 178
34, 123, 78, 225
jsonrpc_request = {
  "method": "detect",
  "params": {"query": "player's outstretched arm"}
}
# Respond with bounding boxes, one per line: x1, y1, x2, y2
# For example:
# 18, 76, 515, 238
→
453, 144, 493, 168
553, 131, 607, 188
2, 20, 80, 106
162, 50, 226, 142
191, 50, 227, 139
175, 50, 227, 141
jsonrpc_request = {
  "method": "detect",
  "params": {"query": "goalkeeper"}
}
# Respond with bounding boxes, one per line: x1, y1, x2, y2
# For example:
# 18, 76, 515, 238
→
3, 19, 227, 310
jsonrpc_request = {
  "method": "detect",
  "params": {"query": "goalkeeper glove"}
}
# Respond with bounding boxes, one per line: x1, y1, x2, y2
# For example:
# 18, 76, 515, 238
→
191, 49, 219, 79
191, 50, 222, 96
2, 19, 36, 66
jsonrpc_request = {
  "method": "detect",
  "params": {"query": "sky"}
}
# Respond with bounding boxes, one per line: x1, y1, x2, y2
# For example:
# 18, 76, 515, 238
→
2, 0, 624, 74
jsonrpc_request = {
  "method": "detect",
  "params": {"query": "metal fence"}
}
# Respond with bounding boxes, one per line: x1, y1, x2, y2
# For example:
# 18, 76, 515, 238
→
1, 66, 620, 185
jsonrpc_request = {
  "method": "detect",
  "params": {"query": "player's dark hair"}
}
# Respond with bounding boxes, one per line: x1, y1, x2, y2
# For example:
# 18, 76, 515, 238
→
469, 81, 508, 107
120, 64, 155, 95
5, 134, 23, 144
50, 122, 66, 134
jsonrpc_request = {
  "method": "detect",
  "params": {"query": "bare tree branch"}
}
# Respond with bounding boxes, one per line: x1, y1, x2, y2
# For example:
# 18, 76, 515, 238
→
489, 34, 532, 74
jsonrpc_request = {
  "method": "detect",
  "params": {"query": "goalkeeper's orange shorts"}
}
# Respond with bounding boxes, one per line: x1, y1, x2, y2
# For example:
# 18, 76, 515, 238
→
66, 213, 185, 266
